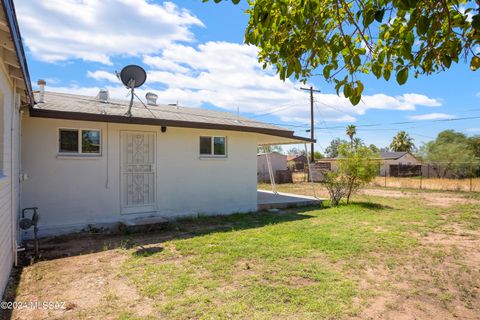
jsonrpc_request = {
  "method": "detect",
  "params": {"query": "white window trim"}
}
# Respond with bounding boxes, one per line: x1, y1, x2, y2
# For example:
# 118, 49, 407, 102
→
58, 128, 102, 156
199, 136, 227, 158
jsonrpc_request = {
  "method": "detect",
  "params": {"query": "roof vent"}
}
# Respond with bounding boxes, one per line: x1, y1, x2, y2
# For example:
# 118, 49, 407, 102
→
97, 89, 109, 103
37, 79, 46, 103
145, 92, 158, 106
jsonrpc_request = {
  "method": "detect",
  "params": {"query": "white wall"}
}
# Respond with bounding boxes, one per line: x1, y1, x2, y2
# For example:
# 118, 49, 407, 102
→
0, 69, 21, 298
21, 117, 258, 236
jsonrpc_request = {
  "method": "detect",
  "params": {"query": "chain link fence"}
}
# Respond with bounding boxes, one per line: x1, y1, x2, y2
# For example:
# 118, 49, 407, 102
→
307, 160, 480, 192
371, 161, 480, 192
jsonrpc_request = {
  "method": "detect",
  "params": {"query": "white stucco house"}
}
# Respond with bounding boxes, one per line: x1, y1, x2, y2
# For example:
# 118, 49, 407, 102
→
0, 0, 34, 298
0, 0, 313, 298
20, 90, 311, 237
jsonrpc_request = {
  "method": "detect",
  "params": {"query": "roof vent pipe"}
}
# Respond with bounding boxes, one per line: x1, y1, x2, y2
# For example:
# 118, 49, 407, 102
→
97, 89, 109, 103
37, 79, 46, 103
145, 92, 158, 106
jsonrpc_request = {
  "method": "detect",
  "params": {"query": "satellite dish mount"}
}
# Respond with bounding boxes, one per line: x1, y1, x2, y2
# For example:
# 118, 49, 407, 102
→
118, 65, 147, 117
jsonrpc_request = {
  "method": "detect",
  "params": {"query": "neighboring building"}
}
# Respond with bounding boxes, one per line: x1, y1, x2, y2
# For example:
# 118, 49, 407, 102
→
314, 151, 422, 181
257, 152, 287, 182
21, 91, 311, 237
379, 152, 422, 176
0, 0, 34, 298
287, 154, 308, 170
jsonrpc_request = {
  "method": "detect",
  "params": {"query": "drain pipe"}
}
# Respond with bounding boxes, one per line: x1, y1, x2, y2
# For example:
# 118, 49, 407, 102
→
11, 80, 18, 266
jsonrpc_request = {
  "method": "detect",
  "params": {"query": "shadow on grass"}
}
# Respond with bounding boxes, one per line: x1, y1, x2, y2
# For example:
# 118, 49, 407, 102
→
20, 207, 317, 263
349, 202, 394, 210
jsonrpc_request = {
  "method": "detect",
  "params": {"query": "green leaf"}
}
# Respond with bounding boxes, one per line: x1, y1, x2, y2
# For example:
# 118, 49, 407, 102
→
383, 69, 391, 81
374, 9, 385, 23
363, 8, 376, 27
470, 56, 480, 71
396, 68, 409, 85
372, 64, 382, 79
323, 66, 332, 79
472, 15, 480, 31
417, 16, 430, 35
349, 94, 361, 105
442, 55, 452, 69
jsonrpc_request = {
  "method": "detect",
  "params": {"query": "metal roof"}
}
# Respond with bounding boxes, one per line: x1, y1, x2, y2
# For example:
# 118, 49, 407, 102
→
30, 91, 313, 142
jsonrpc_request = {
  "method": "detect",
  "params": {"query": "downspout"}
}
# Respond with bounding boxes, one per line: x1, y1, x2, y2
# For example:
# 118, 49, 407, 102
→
10, 79, 17, 266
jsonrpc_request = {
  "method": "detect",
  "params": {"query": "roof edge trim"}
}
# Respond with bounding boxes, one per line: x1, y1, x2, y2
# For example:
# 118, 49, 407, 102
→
29, 107, 315, 142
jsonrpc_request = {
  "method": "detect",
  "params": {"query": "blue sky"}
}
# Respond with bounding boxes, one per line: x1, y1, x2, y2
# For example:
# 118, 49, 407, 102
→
16, 0, 480, 153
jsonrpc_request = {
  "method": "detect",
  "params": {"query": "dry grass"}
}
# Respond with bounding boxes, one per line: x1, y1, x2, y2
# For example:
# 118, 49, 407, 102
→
372, 177, 480, 192
293, 171, 480, 192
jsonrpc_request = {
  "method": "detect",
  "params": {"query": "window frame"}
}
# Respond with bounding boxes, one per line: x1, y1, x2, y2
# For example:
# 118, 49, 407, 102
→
58, 128, 102, 156
199, 135, 227, 158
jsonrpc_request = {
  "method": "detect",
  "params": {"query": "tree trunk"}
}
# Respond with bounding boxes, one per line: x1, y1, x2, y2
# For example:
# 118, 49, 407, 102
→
346, 177, 356, 204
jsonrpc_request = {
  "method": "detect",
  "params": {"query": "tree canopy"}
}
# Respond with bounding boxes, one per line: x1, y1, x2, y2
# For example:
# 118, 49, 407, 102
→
208, 0, 479, 105
418, 130, 479, 177
390, 130, 415, 152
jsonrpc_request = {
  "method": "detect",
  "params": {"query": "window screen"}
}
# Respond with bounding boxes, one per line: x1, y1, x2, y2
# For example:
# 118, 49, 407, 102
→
200, 136, 212, 155
59, 129, 79, 153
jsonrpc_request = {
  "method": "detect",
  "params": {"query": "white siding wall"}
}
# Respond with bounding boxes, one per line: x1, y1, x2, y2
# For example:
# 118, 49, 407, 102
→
21, 117, 258, 236
0, 69, 21, 298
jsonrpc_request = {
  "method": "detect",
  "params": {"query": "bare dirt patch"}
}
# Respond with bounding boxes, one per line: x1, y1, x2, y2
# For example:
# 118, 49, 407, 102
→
360, 188, 480, 207
354, 225, 480, 320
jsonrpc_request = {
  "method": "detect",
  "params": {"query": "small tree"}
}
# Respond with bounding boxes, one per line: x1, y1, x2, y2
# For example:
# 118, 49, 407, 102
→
323, 171, 349, 206
323, 143, 379, 205
338, 144, 379, 203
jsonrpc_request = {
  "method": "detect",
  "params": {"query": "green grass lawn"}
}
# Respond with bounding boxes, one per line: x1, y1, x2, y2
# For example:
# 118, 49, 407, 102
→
9, 189, 479, 320
118, 194, 478, 319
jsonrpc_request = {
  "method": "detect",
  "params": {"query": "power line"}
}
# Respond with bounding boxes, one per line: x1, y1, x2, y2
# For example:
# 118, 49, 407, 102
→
314, 115, 480, 130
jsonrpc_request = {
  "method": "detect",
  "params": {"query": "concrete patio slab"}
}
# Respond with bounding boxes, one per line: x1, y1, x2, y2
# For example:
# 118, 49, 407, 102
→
257, 190, 324, 210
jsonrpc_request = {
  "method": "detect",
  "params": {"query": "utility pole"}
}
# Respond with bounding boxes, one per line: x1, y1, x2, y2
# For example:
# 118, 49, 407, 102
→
300, 86, 321, 163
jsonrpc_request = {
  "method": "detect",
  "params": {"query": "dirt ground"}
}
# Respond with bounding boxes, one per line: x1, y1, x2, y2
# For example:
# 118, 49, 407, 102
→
2, 189, 480, 320
360, 188, 480, 208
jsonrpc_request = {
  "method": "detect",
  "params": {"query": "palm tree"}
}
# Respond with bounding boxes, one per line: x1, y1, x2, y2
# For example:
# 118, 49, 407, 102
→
390, 131, 415, 152
346, 125, 356, 148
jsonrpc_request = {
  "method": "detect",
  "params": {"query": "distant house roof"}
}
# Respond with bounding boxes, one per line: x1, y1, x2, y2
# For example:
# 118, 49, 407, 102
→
287, 154, 307, 162
257, 151, 285, 157
30, 92, 313, 143
380, 152, 409, 160
329, 151, 418, 161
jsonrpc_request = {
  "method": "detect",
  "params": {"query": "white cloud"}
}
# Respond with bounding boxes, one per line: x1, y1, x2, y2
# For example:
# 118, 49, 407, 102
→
409, 113, 456, 120
48, 40, 443, 125
87, 70, 119, 83
22, 1, 442, 125
466, 128, 480, 133
16, 0, 203, 64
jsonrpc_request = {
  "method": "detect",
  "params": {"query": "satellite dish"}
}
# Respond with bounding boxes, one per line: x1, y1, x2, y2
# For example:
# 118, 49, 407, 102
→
120, 65, 146, 88
118, 65, 147, 117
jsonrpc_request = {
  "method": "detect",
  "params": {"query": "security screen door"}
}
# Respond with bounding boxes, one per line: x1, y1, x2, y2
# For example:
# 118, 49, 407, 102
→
120, 131, 156, 214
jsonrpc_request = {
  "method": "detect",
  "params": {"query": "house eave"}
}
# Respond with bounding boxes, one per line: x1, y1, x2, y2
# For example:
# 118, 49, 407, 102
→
1, 0, 34, 107
29, 107, 315, 143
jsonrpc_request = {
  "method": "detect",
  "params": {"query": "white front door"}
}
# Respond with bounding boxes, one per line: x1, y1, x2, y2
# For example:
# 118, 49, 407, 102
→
120, 131, 156, 214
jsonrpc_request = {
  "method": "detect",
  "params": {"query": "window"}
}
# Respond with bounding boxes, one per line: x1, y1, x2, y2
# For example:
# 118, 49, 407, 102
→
199, 136, 227, 157
59, 129, 101, 155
